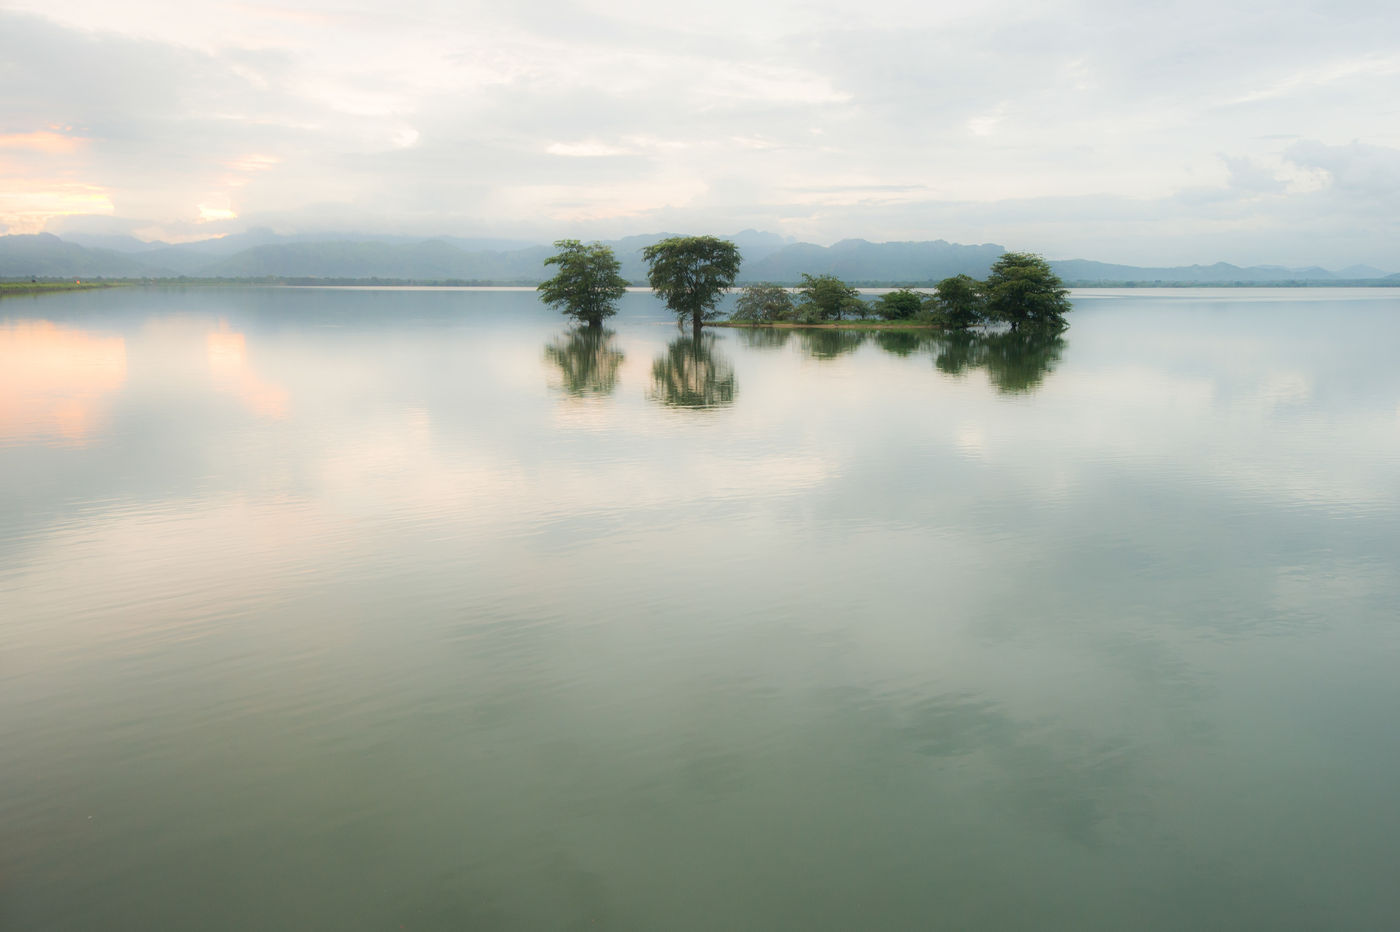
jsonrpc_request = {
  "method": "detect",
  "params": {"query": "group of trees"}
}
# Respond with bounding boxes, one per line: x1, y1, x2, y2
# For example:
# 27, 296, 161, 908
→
538, 235, 740, 336
733, 253, 1071, 331
538, 237, 1070, 334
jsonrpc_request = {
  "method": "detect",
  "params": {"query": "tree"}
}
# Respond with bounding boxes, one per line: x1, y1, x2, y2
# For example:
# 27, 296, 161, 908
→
797, 273, 862, 321
537, 240, 629, 327
983, 252, 1071, 331
875, 288, 924, 320
641, 236, 742, 336
731, 282, 795, 322
931, 274, 986, 329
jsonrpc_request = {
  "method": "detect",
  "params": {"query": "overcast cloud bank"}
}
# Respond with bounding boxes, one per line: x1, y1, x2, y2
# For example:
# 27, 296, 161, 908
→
2, 0, 1397, 268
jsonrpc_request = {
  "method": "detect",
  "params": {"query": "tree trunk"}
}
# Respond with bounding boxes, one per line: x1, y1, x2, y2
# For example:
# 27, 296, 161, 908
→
692, 314, 703, 340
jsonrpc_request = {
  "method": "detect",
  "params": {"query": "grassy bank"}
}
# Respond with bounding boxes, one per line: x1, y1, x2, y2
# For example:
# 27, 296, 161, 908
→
0, 281, 123, 298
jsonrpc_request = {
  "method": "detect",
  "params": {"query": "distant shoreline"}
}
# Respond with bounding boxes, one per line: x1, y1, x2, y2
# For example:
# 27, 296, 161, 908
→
4, 278, 1400, 292
0, 281, 121, 298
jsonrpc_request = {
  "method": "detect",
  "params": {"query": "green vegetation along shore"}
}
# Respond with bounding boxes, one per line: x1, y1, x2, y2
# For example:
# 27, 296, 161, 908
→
0, 280, 122, 298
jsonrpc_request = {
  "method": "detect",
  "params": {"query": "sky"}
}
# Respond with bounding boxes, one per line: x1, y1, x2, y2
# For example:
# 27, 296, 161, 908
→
1, 0, 1397, 267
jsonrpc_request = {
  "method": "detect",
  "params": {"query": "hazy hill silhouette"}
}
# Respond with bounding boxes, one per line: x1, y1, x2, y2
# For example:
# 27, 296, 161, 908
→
2, 231, 1392, 284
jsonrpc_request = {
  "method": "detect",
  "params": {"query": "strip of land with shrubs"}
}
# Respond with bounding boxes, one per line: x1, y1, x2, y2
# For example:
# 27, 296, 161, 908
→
0, 280, 121, 298
725, 254, 1072, 332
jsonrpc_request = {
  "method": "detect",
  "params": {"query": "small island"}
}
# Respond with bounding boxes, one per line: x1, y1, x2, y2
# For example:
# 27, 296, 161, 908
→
536, 237, 1071, 335
719, 253, 1072, 332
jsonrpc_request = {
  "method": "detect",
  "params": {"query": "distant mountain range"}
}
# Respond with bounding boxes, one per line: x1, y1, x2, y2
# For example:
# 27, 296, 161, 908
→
2, 230, 1395, 285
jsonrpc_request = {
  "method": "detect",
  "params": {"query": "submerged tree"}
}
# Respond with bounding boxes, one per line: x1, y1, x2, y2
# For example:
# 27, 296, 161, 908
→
983, 252, 1071, 331
543, 328, 625, 397
642, 236, 742, 336
648, 333, 736, 408
537, 240, 630, 327
730, 282, 796, 323
930, 274, 986, 329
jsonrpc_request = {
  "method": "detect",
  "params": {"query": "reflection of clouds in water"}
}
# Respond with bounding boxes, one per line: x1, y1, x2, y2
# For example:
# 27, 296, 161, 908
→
207, 327, 289, 418
1250, 371, 1312, 410
7, 495, 341, 643
954, 424, 987, 458
318, 409, 835, 521
0, 320, 126, 444
118, 315, 291, 418
6, 292, 1400, 930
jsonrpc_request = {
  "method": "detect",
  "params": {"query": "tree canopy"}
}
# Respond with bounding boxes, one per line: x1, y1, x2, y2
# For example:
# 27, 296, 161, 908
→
983, 252, 1071, 331
931, 274, 986, 329
731, 282, 795, 322
536, 239, 629, 327
874, 288, 924, 320
797, 273, 864, 321
642, 236, 742, 334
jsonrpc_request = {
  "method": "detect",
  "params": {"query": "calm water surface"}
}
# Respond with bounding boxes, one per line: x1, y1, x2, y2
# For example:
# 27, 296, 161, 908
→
2, 286, 1399, 930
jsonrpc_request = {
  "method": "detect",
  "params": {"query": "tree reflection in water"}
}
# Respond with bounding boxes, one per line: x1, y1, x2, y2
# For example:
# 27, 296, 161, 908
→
762, 324, 1064, 394
873, 330, 930, 357
798, 329, 866, 361
731, 327, 793, 351
543, 327, 625, 397
932, 330, 984, 375
929, 329, 1065, 394
648, 334, 736, 409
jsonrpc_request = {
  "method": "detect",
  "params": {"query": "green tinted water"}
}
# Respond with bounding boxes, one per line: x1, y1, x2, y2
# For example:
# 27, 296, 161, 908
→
3, 286, 1398, 929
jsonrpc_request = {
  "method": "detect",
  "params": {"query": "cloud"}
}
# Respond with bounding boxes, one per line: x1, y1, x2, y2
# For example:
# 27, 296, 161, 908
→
1284, 140, 1400, 206
1, 1, 1398, 264
1223, 156, 1286, 195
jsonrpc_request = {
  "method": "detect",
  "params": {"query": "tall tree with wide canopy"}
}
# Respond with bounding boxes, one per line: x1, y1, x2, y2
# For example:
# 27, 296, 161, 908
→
537, 239, 629, 327
641, 236, 742, 336
983, 252, 1072, 331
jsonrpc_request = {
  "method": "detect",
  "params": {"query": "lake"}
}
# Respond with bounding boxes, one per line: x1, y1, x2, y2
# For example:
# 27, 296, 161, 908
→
3, 286, 1399, 930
